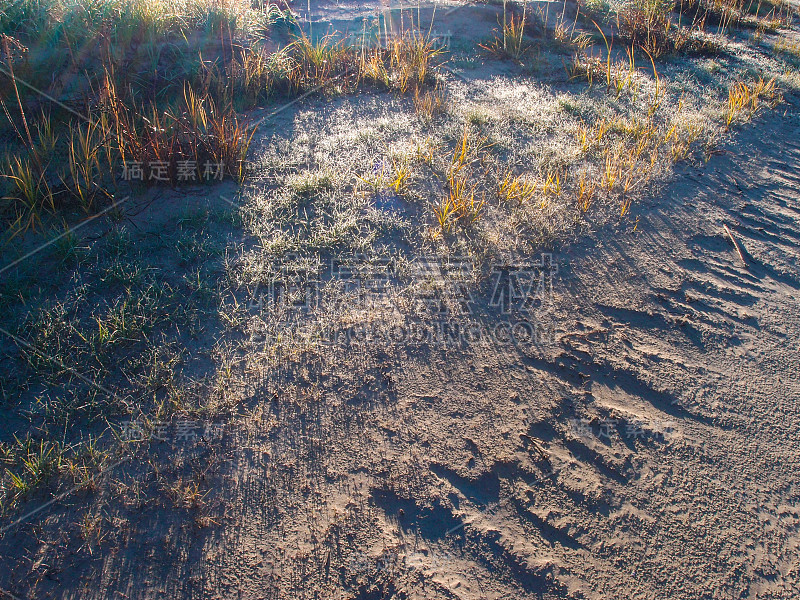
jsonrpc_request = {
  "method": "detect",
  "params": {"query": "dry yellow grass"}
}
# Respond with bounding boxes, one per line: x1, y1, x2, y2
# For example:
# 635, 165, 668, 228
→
726, 77, 780, 128
498, 172, 537, 205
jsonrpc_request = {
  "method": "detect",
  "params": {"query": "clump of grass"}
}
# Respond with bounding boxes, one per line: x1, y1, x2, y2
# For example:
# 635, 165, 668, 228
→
773, 36, 800, 59
1, 437, 64, 510
481, 12, 530, 60
380, 31, 440, 94
204, 27, 441, 105
2, 155, 54, 233
100, 77, 257, 184
615, 0, 699, 57
164, 476, 208, 509
433, 127, 489, 234
65, 119, 115, 212
413, 85, 446, 120
289, 33, 359, 92
498, 172, 537, 205
725, 77, 780, 128
576, 170, 597, 213
289, 170, 334, 196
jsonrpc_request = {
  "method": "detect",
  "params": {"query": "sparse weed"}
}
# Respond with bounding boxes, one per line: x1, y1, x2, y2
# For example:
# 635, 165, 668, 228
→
482, 12, 530, 60
63, 438, 107, 491
499, 172, 537, 204
389, 160, 411, 193
53, 224, 82, 264
413, 85, 446, 120
543, 169, 564, 200
358, 158, 411, 195
2, 155, 53, 233
773, 36, 800, 59
432, 126, 489, 234
620, 195, 633, 216
566, 46, 606, 84
65, 120, 114, 212
566, 32, 640, 98
78, 511, 108, 554
576, 171, 597, 212
2, 437, 63, 507
725, 77, 780, 128
438, 173, 485, 233
165, 477, 208, 509
433, 195, 458, 233
289, 170, 334, 196
576, 117, 615, 153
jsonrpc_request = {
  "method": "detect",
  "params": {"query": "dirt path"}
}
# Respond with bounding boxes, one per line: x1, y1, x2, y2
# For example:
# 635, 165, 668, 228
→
166, 98, 800, 599
1, 71, 799, 600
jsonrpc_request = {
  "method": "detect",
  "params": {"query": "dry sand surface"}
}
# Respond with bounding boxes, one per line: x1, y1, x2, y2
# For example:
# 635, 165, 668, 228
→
2, 79, 799, 600
1, 2, 800, 598
195, 93, 800, 600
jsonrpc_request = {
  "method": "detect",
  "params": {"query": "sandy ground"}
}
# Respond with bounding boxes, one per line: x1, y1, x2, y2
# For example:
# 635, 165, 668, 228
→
190, 93, 800, 600
1, 4, 799, 598
2, 88, 798, 600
